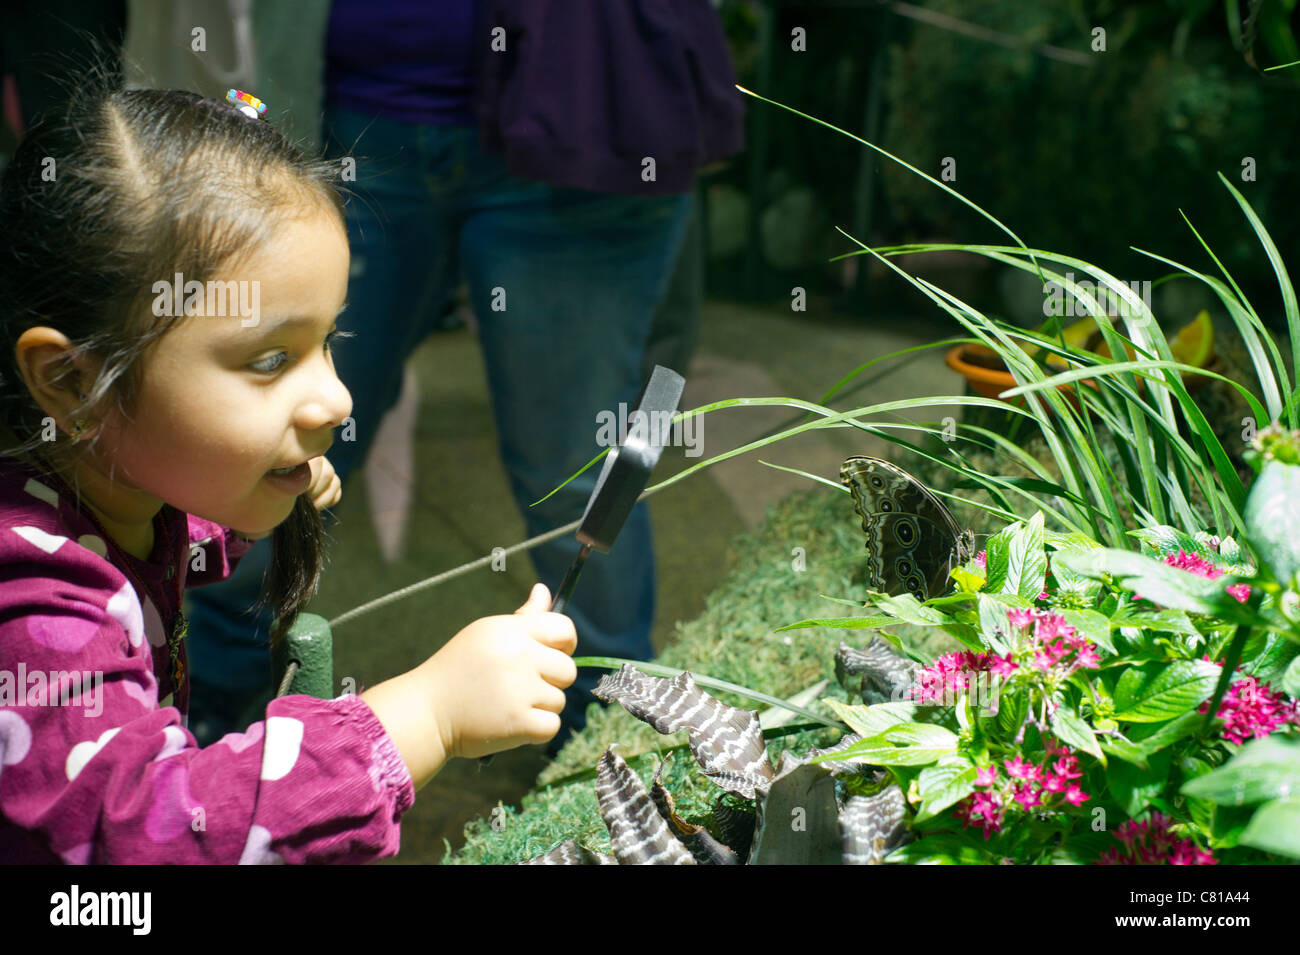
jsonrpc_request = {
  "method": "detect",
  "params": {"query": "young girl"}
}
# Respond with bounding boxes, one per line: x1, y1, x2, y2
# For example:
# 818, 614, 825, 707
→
0, 85, 576, 863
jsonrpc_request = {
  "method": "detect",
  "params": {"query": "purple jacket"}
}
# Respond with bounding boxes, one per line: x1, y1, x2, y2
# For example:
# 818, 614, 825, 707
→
0, 458, 413, 863
474, 0, 745, 195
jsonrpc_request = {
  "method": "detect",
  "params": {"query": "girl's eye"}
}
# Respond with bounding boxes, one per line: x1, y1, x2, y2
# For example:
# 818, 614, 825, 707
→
250, 329, 351, 374
250, 351, 288, 374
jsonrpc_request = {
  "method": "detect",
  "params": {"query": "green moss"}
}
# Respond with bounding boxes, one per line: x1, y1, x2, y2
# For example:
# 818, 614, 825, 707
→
445, 486, 962, 864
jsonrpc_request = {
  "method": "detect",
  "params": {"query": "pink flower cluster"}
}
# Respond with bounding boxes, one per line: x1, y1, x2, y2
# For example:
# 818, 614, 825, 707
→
909, 611, 1102, 707
1197, 670, 1300, 745
1096, 813, 1216, 865
1005, 608, 1102, 674
955, 739, 1089, 840
911, 650, 1016, 704
1162, 549, 1251, 603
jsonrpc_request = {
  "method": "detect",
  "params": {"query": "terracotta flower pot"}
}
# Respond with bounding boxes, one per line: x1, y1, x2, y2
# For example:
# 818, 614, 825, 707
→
945, 341, 1214, 410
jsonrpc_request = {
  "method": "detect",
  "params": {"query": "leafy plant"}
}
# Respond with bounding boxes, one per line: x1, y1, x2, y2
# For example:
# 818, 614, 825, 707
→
511, 86, 1300, 865
782, 487, 1298, 863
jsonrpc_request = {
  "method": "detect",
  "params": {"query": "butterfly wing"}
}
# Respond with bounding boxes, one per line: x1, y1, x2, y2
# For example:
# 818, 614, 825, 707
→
840, 456, 963, 537
840, 456, 969, 600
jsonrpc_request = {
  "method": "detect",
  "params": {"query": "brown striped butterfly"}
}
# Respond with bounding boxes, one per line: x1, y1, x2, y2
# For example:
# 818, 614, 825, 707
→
840, 456, 976, 601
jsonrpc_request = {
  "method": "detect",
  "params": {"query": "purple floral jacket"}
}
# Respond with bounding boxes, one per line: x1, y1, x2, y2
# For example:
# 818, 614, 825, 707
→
0, 458, 413, 863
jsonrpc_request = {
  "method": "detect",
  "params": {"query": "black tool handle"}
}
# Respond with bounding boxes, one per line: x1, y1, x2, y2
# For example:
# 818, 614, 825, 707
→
550, 543, 590, 615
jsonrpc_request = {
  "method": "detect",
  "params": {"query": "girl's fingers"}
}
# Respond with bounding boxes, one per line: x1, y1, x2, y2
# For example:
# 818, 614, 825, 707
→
314, 474, 341, 510
533, 683, 568, 715
534, 646, 578, 690
515, 583, 551, 614
307, 457, 341, 510
529, 614, 577, 655
520, 708, 562, 742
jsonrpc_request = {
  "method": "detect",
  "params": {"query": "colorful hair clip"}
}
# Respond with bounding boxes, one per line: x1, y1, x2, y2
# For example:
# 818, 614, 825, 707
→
225, 89, 268, 119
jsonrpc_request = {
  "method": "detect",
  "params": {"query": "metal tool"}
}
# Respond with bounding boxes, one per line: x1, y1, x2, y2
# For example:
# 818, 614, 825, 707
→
481, 364, 685, 768
549, 364, 686, 614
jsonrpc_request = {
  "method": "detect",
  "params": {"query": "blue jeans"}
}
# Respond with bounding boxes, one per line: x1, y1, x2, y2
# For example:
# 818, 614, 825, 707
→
185, 108, 694, 748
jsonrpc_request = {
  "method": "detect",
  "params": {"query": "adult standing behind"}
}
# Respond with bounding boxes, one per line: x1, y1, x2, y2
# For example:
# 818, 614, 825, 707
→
184, 0, 744, 750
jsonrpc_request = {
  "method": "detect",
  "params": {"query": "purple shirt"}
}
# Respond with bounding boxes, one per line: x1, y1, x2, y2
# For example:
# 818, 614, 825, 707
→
321, 0, 744, 195
0, 457, 414, 863
325, 0, 477, 125
474, 0, 746, 195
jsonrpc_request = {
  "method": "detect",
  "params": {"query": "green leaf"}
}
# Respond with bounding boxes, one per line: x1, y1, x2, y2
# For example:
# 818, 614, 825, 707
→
1109, 750, 1172, 817
914, 755, 978, 823
1206, 806, 1256, 850
1243, 460, 1300, 588
886, 833, 997, 864
996, 687, 1028, 738
884, 723, 958, 746
950, 566, 985, 593
1050, 706, 1104, 761
1056, 549, 1255, 622
775, 614, 903, 632
977, 593, 1013, 655
869, 592, 952, 627
1239, 796, 1300, 859
1202, 626, 1249, 736
1284, 656, 1300, 699
1061, 609, 1115, 655
1182, 736, 1300, 806
1044, 548, 1103, 599
1241, 633, 1300, 685
1188, 796, 1217, 838
1128, 710, 1202, 755
940, 622, 992, 654
1100, 737, 1150, 769
822, 699, 915, 738
1005, 512, 1048, 600
1051, 831, 1116, 865
1182, 756, 1218, 838
983, 532, 1010, 594
834, 722, 958, 767
1045, 531, 1103, 552
1112, 660, 1221, 722
1131, 525, 1216, 561
1111, 607, 1202, 639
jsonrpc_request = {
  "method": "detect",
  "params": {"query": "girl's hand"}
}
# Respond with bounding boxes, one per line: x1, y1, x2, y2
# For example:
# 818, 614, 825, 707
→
360, 585, 578, 789
426, 583, 578, 761
306, 455, 342, 511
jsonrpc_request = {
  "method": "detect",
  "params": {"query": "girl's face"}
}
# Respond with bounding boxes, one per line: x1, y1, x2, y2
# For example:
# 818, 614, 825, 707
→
101, 205, 354, 536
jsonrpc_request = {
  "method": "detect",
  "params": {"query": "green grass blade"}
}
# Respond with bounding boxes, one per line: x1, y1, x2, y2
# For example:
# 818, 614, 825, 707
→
1217, 172, 1300, 426
738, 84, 1045, 286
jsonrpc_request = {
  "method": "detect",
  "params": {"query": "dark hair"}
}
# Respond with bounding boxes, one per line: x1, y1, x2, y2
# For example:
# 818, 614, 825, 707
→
0, 83, 347, 641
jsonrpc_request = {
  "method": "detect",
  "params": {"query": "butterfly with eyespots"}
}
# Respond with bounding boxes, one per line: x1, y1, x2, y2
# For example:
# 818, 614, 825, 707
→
840, 456, 976, 601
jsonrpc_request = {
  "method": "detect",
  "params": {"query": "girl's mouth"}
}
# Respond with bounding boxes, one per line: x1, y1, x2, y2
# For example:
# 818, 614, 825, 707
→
264, 461, 311, 493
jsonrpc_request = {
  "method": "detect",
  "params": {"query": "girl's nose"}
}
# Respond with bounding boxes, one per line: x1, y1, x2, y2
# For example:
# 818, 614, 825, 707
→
322, 369, 354, 430
299, 366, 354, 433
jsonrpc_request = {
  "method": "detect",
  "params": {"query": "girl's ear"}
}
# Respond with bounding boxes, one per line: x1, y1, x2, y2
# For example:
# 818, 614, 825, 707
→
12, 327, 100, 435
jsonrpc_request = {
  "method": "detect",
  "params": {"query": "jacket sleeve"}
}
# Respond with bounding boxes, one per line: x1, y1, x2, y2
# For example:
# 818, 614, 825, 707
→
184, 515, 254, 588
0, 555, 414, 864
